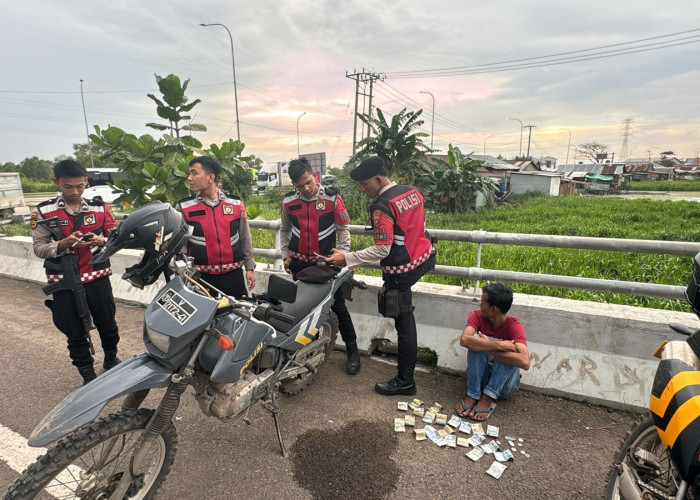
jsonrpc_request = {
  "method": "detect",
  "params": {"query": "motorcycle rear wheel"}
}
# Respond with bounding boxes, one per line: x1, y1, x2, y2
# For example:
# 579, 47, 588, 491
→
605, 413, 691, 499
280, 311, 338, 396
4, 409, 177, 500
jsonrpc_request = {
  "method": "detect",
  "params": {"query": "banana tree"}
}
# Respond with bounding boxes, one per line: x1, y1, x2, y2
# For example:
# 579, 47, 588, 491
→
417, 144, 497, 212
347, 107, 430, 182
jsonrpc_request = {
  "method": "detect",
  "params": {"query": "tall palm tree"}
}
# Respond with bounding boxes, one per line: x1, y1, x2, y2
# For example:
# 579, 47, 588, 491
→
347, 107, 430, 181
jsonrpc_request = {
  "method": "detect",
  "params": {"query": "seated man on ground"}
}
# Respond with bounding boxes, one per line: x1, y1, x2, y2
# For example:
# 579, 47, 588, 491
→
455, 283, 530, 421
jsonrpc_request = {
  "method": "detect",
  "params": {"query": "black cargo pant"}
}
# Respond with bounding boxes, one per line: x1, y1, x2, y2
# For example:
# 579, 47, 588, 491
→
289, 260, 357, 345
200, 268, 247, 299
382, 253, 436, 381
48, 276, 119, 369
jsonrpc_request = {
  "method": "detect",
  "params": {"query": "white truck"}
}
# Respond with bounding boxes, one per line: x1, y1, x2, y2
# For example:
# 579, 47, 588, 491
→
0, 172, 25, 219
256, 162, 292, 193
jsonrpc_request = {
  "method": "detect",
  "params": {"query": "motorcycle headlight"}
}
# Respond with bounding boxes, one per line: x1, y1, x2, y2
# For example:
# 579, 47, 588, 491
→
146, 325, 171, 353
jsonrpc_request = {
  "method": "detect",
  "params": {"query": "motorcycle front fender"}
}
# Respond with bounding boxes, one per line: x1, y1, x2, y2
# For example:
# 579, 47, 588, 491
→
28, 353, 172, 447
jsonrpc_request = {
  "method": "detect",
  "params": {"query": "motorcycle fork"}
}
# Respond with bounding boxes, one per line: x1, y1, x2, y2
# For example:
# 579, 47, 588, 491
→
108, 332, 211, 499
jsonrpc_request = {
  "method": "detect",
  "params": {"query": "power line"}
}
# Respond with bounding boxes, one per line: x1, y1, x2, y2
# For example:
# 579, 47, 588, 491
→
385, 29, 700, 78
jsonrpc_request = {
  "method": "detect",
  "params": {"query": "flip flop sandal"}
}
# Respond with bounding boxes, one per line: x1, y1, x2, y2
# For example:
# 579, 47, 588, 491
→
470, 403, 497, 421
455, 399, 474, 417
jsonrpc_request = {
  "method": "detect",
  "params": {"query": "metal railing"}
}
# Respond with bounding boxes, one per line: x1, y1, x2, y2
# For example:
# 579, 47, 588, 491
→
249, 219, 700, 300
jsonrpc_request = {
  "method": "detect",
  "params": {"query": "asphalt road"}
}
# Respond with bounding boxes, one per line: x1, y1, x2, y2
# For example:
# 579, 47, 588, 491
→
0, 276, 638, 499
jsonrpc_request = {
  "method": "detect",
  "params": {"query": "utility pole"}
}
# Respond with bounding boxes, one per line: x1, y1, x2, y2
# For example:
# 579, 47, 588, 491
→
419, 90, 435, 151
508, 117, 523, 158
523, 124, 536, 159
79, 80, 95, 169
346, 69, 384, 155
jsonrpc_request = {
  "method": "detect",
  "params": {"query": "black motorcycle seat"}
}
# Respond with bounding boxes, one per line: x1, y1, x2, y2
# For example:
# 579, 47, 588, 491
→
269, 280, 333, 333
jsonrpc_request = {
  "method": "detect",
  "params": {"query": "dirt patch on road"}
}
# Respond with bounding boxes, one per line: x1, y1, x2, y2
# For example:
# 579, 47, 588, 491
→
291, 420, 399, 499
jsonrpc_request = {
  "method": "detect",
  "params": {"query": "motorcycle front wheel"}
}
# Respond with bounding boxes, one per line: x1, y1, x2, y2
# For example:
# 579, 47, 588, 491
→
605, 413, 690, 499
4, 409, 177, 500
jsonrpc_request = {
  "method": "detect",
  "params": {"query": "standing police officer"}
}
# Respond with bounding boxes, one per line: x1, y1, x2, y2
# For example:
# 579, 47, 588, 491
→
280, 157, 360, 374
177, 156, 255, 298
31, 160, 121, 385
324, 156, 435, 396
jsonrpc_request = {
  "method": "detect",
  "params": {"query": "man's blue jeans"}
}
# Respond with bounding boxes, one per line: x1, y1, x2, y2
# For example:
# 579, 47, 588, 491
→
466, 350, 520, 401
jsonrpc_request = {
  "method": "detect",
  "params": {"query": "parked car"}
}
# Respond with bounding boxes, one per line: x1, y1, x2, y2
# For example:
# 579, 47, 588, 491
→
83, 184, 121, 205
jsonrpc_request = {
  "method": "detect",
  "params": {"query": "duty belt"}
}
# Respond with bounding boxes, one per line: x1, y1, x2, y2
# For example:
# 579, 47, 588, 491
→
47, 268, 112, 284
382, 249, 434, 275
196, 262, 244, 274
289, 251, 324, 263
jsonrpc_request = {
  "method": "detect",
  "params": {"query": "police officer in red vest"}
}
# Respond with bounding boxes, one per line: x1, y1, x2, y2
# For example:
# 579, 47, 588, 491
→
177, 156, 255, 298
31, 160, 121, 385
280, 158, 360, 374
324, 156, 435, 396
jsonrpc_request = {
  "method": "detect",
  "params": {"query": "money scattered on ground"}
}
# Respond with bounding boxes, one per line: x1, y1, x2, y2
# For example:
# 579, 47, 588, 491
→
424, 425, 446, 447
486, 461, 507, 479
495, 449, 514, 462
459, 421, 472, 434
480, 440, 499, 454
388, 401, 528, 476
468, 433, 486, 447
466, 446, 485, 462
448, 415, 462, 428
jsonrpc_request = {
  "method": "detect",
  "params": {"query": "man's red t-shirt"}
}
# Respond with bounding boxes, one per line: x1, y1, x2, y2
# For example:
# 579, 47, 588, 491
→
467, 310, 527, 345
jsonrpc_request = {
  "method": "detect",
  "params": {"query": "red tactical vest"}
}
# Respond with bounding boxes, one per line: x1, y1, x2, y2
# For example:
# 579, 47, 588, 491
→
370, 185, 433, 274
282, 188, 347, 262
38, 197, 114, 283
179, 193, 245, 274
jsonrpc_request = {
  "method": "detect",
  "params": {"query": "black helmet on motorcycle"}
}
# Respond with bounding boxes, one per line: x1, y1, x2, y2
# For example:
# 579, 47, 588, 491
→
91, 201, 189, 289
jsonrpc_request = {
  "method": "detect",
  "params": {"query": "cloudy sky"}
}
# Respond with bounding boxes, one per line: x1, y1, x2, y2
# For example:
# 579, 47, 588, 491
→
2, 1, 699, 167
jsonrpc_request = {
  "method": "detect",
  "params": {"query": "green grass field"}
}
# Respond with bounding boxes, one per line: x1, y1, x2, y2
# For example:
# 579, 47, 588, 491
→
249, 194, 700, 311
629, 178, 700, 192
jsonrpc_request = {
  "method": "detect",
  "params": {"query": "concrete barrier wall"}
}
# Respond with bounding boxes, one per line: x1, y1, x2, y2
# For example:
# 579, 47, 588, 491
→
2, 235, 699, 410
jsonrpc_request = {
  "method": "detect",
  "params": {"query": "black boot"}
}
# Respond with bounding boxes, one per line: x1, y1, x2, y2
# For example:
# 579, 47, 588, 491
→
103, 350, 121, 370
345, 341, 361, 375
374, 376, 416, 396
78, 365, 97, 386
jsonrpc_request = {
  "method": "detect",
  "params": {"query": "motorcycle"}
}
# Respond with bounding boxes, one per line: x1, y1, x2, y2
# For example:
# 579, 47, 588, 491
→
606, 251, 700, 499
4, 202, 365, 500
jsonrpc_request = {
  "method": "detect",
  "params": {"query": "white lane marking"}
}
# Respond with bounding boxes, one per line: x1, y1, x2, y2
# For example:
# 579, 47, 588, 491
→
0, 422, 45, 474
0, 422, 82, 498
